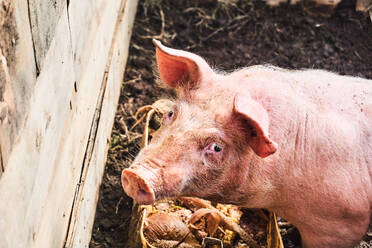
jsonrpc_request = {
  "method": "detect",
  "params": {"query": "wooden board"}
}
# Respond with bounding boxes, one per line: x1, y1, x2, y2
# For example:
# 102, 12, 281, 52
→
28, 0, 65, 71
0, 7, 75, 246
0, 0, 136, 247
64, 1, 138, 245
0, 0, 37, 173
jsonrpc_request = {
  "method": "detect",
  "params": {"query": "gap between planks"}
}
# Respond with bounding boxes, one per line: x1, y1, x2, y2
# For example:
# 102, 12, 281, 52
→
25, 0, 40, 76
63, 0, 131, 245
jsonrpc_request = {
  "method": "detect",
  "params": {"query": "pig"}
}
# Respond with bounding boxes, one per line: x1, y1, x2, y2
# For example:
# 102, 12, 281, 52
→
122, 39, 372, 248
265, 0, 340, 7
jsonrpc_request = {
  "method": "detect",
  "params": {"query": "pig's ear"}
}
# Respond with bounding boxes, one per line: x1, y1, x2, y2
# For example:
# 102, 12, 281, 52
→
233, 94, 278, 158
153, 39, 212, 89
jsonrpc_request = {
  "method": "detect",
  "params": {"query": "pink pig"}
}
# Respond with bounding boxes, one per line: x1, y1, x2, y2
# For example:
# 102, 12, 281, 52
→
122, 39, 372, 247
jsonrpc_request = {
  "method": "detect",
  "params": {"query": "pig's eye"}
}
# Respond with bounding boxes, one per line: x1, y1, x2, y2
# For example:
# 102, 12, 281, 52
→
211, 143, 223, 153
163, 109, 176, 125
204, 142, 225, 164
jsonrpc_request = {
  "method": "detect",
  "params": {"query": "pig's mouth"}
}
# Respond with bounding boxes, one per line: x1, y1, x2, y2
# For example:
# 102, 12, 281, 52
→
121, 169, 156, 205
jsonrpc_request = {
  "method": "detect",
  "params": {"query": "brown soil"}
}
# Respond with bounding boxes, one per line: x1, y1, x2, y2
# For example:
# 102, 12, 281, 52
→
90, 0, 372, 247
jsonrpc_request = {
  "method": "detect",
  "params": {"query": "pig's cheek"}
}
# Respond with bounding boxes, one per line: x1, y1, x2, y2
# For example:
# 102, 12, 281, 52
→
161, 166, 189, 195
179, 164, 195, 191
204, 152, 224, 166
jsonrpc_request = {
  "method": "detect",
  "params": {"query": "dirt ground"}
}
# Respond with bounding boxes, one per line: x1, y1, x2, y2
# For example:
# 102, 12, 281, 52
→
89, 0, 372, 247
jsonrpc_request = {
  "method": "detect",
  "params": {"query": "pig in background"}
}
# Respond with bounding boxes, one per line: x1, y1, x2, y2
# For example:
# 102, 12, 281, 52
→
264, 0, 372, 18
265, 0, 339, 6
121, 40, 372, 248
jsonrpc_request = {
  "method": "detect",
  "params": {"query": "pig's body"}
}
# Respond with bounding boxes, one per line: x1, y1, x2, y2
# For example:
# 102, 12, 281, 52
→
122, 40, 372, 247
224, 66, 372, 247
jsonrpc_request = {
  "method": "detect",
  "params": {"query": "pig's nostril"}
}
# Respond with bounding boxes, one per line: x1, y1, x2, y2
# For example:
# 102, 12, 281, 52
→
138, 182, 151, 197
138, 189, 149, 197
136, 187, 155, 205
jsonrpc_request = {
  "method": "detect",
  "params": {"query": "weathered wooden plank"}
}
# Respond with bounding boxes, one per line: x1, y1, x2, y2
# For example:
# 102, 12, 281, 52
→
0, 0, 37, 172
64, 0, 138, 246
28, 0, 65, 71
68, 0, 121, 86
0, 0, 134, 246
0, 5, 75, 247
29, 0, 128, 247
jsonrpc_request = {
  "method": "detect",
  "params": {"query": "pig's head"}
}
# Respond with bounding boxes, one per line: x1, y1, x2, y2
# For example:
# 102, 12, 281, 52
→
121, 40, 278, 205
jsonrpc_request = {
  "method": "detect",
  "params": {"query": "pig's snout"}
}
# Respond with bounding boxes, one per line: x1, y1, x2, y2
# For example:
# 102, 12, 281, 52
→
121, 169, 155, 205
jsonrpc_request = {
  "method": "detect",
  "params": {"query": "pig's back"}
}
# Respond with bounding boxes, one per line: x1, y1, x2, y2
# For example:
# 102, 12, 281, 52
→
241, 66, 372, 127
292, 70, 372, 165
291, 69, 372, 122
238, 66, 372, 199
233, 66, 372, 162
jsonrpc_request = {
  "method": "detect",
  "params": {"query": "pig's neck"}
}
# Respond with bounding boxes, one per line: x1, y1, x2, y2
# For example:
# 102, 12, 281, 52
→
230, 90, 313, 211
230, 77, 304, 210
232, 151, 284, 209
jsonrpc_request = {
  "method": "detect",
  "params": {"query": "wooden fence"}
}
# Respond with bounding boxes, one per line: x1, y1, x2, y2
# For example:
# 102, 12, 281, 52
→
0, 0, 138, 247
